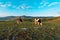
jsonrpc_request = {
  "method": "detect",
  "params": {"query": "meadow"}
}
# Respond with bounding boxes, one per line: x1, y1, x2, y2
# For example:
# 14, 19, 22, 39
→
0, 17, 60, 40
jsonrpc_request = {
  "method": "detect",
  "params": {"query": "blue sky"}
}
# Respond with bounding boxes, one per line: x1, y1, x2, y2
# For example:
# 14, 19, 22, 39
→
0, 0, 60, 17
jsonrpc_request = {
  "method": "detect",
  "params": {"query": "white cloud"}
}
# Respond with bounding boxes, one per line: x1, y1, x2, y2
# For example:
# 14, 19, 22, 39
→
48, 2, 60, 7
39, 2, 49, 8
0, 2, 2, 5
0, 2, 12, 8
16, 4, 32, 9
0, 2, 6, 8
19, 4, 26, 9
40, 1, 45, 4
0, 4, 7, 8
7, 3, 11, 7
38, 0, 49, 8
40, 0, 47, 4
20, 4, 32, 9
20, 6, 25, 9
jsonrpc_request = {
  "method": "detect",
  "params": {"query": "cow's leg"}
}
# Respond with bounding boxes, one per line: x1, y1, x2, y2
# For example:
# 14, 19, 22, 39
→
35, 22, 37, 24
40, 23, 42, 26
34, 21, 36, 25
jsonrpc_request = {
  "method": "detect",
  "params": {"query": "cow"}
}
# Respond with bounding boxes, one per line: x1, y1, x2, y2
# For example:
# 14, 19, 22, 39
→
34, 18, 42, 26
16, 17, 23, 24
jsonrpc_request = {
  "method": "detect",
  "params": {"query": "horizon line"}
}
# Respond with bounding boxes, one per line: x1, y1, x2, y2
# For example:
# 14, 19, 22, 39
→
0, 15, 60, 17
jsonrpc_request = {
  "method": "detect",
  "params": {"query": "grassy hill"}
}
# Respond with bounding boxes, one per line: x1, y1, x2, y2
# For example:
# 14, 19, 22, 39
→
0, 17, 60, 40
0, 16, 16, 21
47, 17, 60, 22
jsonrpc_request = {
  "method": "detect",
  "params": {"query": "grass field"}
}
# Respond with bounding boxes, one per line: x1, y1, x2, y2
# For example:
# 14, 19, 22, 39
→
0, 17, 60, 40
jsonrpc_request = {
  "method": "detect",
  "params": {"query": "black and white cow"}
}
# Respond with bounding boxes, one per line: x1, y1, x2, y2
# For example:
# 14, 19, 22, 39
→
16, 17, 23, 24
34, 18, 42, 26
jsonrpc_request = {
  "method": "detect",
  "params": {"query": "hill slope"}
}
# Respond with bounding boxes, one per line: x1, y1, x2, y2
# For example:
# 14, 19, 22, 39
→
0, 16, 16, 21
48, 17, 60, 22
